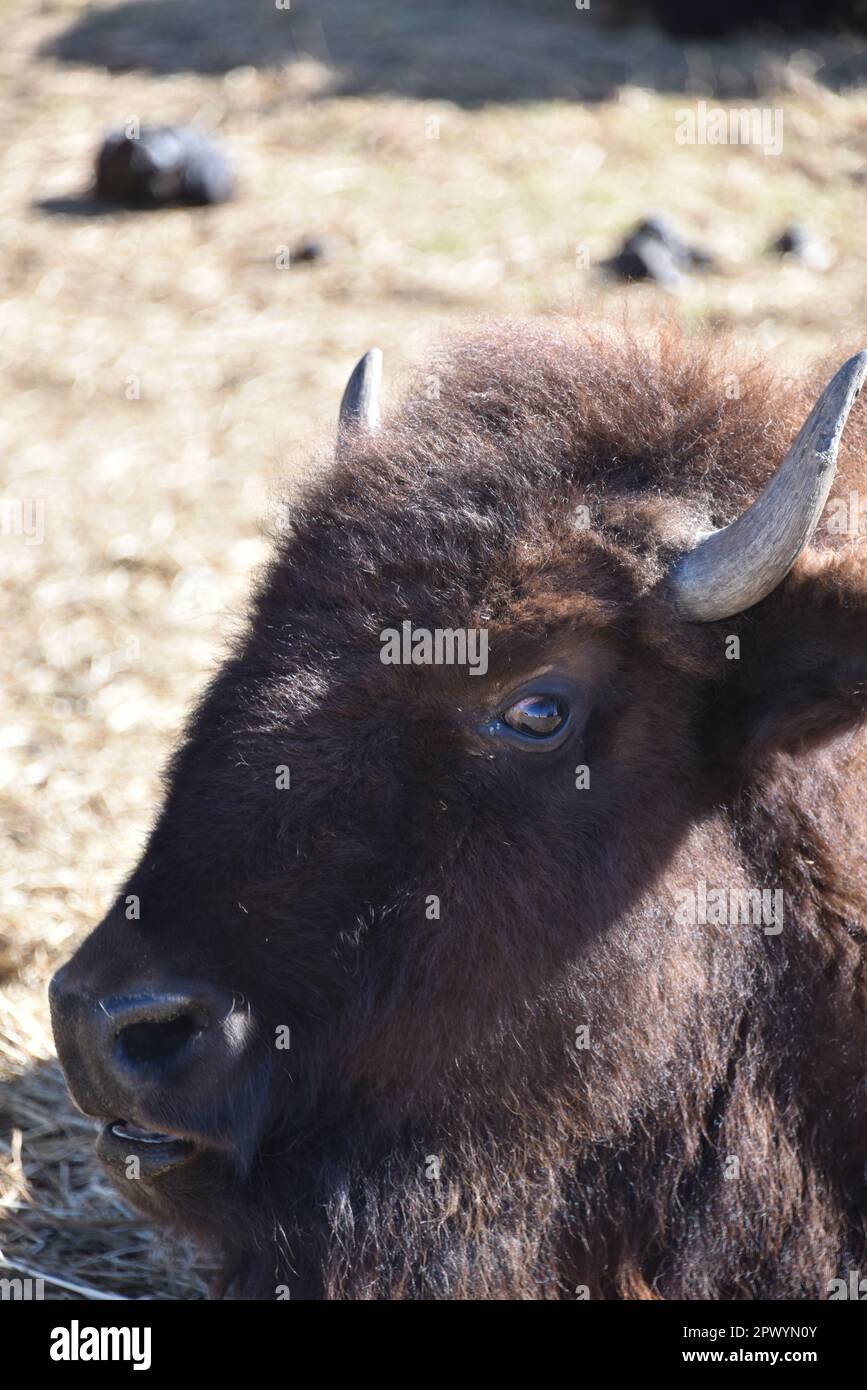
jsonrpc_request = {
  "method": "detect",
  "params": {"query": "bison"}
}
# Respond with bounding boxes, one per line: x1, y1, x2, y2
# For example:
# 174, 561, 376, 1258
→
50, 325, 867, 1299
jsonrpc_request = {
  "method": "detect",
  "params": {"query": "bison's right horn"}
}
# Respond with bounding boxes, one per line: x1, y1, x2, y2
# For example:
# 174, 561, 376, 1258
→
338, 348, 382, 437
670, 350, 867, 622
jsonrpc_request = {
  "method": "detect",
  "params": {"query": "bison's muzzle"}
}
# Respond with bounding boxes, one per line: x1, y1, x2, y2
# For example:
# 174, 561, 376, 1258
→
49, 967, 252, 1179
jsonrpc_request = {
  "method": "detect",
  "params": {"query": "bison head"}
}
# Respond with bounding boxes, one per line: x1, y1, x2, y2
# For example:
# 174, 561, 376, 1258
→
50, 327, 867, 1298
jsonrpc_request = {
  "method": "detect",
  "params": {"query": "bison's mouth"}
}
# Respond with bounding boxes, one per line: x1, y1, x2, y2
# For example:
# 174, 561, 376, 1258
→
97, 1119, 197, 1178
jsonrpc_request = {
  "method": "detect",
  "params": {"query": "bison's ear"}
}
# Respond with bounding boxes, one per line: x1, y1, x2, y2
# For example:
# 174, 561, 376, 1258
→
727, 549, 867, 755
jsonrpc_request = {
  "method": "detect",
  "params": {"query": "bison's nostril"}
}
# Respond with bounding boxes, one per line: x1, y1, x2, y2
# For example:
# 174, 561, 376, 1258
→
100, 991, 215, 1076
116, 1012, 199, 1066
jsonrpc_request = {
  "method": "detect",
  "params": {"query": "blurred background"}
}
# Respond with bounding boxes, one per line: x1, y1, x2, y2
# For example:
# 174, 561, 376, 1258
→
1, 0, 866, 1299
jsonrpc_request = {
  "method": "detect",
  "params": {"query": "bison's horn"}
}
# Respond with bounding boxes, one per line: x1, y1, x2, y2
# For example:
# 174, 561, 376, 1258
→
338, 348, 382, 436
670, 350, 867, 622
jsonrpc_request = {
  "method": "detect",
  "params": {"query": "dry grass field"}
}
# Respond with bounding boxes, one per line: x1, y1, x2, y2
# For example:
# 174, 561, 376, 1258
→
1, 0, 866, 1299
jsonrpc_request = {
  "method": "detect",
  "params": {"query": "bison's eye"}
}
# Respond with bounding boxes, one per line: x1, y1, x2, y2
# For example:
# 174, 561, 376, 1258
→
478, 688, 574, 752
503, 694, 566, 738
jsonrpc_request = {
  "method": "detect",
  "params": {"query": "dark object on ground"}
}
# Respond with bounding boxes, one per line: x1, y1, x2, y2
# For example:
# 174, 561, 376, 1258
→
770, 223, 831, 271
290, 238, 333, 265
629, 215, 715, 271
94, 126, 234, 207
602, 214, 713, 288
602, 235, 683, 289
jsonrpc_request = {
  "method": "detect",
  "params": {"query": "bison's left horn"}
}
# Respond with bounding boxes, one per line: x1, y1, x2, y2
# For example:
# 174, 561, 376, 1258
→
338, 348, 382, 437
670, 350, 867, 622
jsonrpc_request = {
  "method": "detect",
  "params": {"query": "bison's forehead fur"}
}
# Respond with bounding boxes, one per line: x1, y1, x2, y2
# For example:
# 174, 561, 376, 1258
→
247, 321, 866, 684
65, 325, 867, 1299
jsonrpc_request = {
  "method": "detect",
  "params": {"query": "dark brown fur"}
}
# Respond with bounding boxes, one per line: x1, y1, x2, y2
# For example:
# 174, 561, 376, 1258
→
58, 323, 867, 1298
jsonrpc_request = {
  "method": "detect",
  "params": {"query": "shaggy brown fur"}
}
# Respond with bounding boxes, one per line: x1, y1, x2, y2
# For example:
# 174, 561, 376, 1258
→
53, 323, 867, 1299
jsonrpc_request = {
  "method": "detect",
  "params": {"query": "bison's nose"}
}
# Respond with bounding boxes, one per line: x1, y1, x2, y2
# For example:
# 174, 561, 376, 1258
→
102, 992, 214, 1073
50, 968, 241, 1119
